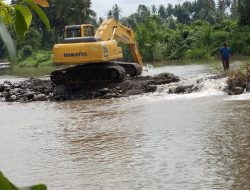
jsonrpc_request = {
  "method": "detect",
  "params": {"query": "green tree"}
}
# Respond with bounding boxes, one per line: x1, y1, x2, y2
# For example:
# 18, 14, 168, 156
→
230, 0, 238, 19
192, 0, 216, 23
111, 4, 122, 20
137, 4, 150, 22
151, 5, 157, 15
166, 4, 173, 18
106, 4, 122, 20
238, 0, 250, 25
54, 0, 96, 25
158, 5, 167, 20
173, 2, 192, 24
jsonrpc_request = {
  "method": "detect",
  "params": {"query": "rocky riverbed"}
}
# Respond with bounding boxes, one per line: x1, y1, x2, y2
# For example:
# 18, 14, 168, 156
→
0, 73, 179, 102
1, 68, 250, 102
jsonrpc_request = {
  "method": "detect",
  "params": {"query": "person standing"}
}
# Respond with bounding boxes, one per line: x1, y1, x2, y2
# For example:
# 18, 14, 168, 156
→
219, 42, 231, 70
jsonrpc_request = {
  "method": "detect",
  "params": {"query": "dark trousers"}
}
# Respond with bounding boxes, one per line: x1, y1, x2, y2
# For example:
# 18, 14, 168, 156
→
221, 58, 229, 70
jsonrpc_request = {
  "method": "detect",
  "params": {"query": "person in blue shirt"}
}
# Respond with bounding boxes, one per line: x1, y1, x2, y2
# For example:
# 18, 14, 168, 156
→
219, 42, 231, 70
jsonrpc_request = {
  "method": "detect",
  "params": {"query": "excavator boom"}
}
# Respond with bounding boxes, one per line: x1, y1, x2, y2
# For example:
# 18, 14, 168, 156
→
95, 19, 142, 65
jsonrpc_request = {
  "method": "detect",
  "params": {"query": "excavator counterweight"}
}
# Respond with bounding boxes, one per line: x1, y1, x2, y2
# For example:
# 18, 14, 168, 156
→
51, 19, 143, 85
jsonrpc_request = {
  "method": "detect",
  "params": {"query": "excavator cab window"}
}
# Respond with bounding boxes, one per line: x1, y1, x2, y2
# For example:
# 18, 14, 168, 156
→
66, 28, 81, 38
83, 26, 94, 37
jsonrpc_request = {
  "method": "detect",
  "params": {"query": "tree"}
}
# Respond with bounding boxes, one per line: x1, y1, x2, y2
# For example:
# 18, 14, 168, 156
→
192, 0, 216, 24
54, 0, 96, 25
166, 4, 173, 18
112, 4, 122, 20
173, 2, 192, 24
158, 5, 167, 20
107, 10, 113, 19
230, 0, 238, 19
151, 5, 157, 15
137, 4, 150, 22
238, 0, 250, 25
106, 4, 122, 20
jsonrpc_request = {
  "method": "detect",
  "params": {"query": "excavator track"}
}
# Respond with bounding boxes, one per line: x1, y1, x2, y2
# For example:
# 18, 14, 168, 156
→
51, 62, 126, 85
114, 62, 143, 77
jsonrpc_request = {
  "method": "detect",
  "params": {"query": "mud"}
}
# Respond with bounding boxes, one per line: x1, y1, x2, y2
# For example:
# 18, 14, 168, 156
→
0, 73, 179, 102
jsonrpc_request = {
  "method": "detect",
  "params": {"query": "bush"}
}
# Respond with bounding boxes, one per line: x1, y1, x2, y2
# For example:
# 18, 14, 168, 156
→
18, 51, 52, 67
19, 45, 33, 60
153, 42, 167, 61
184, 48, 210, 59
242, 46, 250, 55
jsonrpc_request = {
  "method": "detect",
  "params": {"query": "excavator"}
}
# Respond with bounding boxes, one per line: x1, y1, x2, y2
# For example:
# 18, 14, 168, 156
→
51, 18, 143, 85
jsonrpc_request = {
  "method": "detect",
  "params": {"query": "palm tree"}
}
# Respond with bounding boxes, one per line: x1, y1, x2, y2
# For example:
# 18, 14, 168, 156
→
112, 4, 122, 20
55, 0, 96, 25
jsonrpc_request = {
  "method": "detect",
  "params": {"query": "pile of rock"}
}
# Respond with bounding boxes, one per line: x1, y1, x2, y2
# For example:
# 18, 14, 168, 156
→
227, 66, 250, 95
53, 73, 180, 100
0, 72, 180, 102
0, 78, 53, 102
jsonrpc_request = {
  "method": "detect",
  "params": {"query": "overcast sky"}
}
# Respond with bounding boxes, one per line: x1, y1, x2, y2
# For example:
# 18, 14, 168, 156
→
92, 0, 185, 18
4, 0, 185, 18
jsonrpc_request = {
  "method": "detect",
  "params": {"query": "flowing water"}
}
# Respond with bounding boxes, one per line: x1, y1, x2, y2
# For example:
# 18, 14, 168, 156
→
0, 60, 250, 190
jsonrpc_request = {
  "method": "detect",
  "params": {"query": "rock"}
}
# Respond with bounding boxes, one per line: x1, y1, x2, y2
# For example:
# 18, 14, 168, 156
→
6, 95, 17, 102
246, 83, 250, 92
174, 85, 193, 94
0, 84, 4, 92
231, 79, 246, 89
230, 87, 244, 95
153, 73, 180, 85
23, 91, 35, 99
145, 85, 157, 92
12, 88, 22, 94
13, 83, 20, 88
33, 94, 47, 101
3, 81, 11, 85
3, 83, 11, 92
98, 88, 110, 94
102, 93, 112, 99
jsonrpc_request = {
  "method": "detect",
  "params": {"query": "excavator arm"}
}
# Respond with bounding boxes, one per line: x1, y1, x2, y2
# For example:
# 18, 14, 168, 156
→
95, 19, 143, 65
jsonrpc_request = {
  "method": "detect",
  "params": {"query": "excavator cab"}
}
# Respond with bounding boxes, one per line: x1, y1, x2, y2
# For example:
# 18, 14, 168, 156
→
64, 24, 95, 38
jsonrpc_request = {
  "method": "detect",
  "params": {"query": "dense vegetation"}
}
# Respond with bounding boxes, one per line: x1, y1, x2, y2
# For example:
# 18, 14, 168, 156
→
0, 0, 250, 66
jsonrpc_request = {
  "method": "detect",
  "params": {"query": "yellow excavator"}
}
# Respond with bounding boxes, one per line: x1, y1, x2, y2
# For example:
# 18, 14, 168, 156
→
51, 18, 143, 85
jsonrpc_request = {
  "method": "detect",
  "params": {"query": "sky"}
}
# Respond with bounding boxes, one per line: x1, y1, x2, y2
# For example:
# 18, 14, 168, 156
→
4, 0, 185, 18
92, 0, 185, 18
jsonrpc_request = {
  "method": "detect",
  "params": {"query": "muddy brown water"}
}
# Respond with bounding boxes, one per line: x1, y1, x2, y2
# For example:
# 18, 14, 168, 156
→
0, 60, 250, 190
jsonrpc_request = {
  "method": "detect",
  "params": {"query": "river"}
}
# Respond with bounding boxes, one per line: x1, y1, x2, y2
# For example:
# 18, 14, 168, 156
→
0, 60, 250, 190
